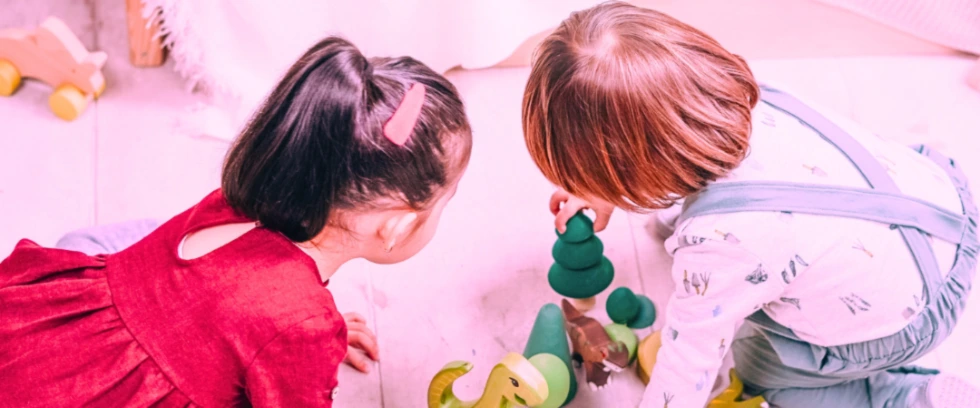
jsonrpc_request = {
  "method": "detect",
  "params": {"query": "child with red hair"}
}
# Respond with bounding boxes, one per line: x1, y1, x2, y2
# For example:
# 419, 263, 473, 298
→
523, 2, 978, 407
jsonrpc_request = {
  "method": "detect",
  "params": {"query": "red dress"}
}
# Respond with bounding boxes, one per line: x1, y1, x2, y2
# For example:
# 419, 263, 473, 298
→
0, 190, 347, 407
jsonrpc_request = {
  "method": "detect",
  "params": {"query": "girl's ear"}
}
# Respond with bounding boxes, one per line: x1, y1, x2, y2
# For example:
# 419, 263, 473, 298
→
380, 212, 418, 252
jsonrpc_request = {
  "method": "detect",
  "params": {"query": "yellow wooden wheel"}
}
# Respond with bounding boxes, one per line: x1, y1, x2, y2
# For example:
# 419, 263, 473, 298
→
49, 84, 88, 121
0, 59, 22, 97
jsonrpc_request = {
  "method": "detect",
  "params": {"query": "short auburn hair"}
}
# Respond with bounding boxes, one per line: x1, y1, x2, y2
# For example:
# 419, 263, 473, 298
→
523, 1, 759, 210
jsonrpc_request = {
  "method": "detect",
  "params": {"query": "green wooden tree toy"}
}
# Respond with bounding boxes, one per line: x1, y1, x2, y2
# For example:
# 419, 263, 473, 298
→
605, 287, 656, 329
549, 213, 614, 311
524, 303, 577, 407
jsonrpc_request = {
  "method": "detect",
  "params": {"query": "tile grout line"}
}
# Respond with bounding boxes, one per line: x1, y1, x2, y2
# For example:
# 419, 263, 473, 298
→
625, 213, 648, 296
93, 105, 99, 226
88, 0, 100, 226
366, 269, 386, 408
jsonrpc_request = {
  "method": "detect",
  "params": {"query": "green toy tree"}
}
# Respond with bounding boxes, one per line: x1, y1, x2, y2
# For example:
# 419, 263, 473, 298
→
605, 287, 656, 329
549, 213, 614, 311
524, 303, 577, 407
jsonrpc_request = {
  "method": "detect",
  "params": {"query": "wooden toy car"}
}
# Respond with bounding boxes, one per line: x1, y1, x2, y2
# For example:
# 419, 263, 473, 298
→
0, 16, 107, 121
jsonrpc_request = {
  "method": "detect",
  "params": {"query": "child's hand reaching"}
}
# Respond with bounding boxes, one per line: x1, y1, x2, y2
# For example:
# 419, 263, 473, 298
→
550, 188, 615, 233
343, 312, 379, 373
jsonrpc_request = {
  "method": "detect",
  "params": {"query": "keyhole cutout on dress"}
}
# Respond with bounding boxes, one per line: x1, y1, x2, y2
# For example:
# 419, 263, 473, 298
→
179, 222, 258, 260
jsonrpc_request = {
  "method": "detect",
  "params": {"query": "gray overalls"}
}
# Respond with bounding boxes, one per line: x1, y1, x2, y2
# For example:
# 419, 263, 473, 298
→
676, 85, 978, 407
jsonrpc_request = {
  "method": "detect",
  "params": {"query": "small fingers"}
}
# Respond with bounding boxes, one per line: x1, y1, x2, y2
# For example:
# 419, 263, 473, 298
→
345, 321, 371, 334
345, 348, 372, 373
343, 312, 366, 324
549, 189, 570, 215
347, 330, 380, 361
592, 209, 613, 232
554, 208, 576, 234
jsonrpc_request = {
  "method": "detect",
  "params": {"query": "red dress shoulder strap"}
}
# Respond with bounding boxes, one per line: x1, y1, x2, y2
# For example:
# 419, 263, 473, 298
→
179, 190, 254, 237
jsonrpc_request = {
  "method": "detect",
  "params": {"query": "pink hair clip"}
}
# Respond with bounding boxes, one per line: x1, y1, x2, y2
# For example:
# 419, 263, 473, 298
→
383, 83, 426, 146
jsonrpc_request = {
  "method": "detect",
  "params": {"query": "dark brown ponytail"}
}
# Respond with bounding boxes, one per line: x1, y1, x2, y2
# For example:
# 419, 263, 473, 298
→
222, 37, 471, 241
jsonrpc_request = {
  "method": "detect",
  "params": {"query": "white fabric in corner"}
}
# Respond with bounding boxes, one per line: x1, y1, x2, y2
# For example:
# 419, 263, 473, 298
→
141, 0, 598, 141
814, 0, 980, 55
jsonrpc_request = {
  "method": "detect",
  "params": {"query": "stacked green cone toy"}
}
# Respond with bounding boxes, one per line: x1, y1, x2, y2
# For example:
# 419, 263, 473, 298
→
524, 303, 577, 407
549, 213, 614, 311
605, 287, 656, 329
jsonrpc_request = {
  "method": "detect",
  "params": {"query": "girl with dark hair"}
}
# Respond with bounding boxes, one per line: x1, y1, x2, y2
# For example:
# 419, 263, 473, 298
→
0, 36, 472, 407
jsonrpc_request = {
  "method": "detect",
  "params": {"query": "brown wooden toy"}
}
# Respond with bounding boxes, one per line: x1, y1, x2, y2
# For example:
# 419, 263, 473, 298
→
125, 0, 166, 67
560, 299, 629, 391
0, 16, 107, 121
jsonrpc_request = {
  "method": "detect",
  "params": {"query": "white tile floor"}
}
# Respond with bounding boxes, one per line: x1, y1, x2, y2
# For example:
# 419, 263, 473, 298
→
2, 2, 979, 407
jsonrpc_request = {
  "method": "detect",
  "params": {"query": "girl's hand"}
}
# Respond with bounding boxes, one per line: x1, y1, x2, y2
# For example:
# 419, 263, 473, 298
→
343, 312, 379, 373
550, 188, 615, 233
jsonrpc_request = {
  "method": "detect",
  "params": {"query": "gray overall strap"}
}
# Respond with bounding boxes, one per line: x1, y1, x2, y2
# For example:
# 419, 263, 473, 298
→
683, 181, 966, 243
679, 85, 965, 305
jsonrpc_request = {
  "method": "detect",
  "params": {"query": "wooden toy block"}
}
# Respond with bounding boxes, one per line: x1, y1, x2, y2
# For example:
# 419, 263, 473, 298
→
560, 299, 629, 390
524, 303, 577, 407
526, 354, 571, 408
967, 57, 980, 92
427, 352, 549, 408
606, 286, 656, 329
550, 213, 615, 312
567, 296, 597, 312
125, 0, 166, 67
0, 16, 107, 121
636, 330, 662, 385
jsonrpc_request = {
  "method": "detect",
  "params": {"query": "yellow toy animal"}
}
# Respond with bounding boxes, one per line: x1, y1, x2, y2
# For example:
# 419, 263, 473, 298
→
0, 16, 107, 121
428, 352, 549, 408
708, 369, 769, 408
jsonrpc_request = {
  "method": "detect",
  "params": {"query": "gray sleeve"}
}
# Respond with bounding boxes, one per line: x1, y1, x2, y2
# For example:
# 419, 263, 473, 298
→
55, 219, 160, 255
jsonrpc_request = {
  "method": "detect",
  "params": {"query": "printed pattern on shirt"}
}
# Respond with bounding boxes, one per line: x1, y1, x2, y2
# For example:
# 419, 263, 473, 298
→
746, 264, 768, 284
691, 271, 713, 296
678, 235, 707, 249
781, 297, 802, 310
642, 100, 960, 407
840, 293, 872, 315
781, 255, 809, 284
853, 239, 874, 258
647, 237, 785, 407
715, 229, 741, 244
803, 164, 829, 177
